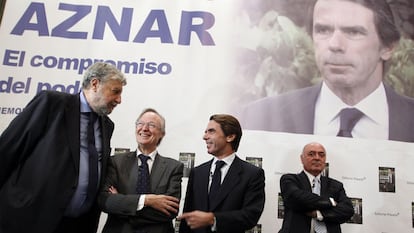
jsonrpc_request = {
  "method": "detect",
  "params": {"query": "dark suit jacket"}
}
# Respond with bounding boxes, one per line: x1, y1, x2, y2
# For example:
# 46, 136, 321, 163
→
179, 156, 265, 233
241, 82, 414, 142
279, 171, 354, 233
98, 151, 183, 233
0, 90, 114, 233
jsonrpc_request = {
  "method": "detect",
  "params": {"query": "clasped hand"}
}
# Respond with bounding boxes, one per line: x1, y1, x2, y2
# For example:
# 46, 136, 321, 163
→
108, 185, 179, 216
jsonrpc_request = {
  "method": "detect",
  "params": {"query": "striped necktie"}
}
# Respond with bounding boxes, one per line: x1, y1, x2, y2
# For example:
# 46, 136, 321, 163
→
312, 177, 327, 233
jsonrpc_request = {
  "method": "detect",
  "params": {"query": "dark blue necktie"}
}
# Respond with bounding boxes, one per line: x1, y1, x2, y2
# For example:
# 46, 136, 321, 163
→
136, 154, 150, 194
337, 108, 364, 137
84, 112, 99, 209
209, 160, 225, 209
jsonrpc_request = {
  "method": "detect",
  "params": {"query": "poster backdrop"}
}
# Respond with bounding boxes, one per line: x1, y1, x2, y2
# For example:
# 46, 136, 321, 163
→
1, 1, 414, 232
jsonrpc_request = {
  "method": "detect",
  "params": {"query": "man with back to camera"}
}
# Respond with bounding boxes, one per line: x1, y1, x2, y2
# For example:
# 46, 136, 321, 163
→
98, 108, 183, 233
279, 142, 354, 233
242, 0, 414, 142
0, 62, 127, 233
178, 114, 265, 233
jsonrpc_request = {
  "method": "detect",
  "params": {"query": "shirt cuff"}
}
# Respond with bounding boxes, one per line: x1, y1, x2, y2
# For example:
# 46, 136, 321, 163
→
137, 194, 146, 211
316, 210, 324, 221
329, 197, 337, 206
210, 216, 217, 232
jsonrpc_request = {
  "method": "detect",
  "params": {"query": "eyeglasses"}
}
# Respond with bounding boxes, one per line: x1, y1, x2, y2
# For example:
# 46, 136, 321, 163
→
136, 121, 160, 130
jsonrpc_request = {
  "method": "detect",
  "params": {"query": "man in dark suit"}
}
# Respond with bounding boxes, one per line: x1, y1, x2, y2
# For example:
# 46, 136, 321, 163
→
98, 108, 183, 233
242, 0, 414, 142
178, 114, 265, 233
279, 142, 354, 233
0, 62, 127, 233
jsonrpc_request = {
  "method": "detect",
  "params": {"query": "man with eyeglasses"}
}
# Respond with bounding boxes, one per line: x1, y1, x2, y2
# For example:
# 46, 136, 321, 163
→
98, 108, 183, 233
279, 142, 353, 233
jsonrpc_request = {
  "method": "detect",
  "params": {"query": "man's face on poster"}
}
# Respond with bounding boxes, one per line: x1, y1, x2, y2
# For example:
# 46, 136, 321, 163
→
312, 0, 393, 93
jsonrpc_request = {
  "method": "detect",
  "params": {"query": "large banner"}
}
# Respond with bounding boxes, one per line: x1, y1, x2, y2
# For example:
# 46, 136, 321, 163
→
1, 0, 414, 232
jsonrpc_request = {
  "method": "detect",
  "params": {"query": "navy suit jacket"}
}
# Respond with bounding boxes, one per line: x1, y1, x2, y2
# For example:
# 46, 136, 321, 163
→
0, 91, 114, 233
179, 156, 265, 233
279, 171, 354, 233
242, 82, 414, 142
98, 151, 183, 233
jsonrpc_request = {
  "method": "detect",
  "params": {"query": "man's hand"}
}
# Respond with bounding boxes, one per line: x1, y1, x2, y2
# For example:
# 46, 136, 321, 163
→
177, 211, 215, 229
306, 210, 317, 218
108, 185, 118, 194
145, 194, 180, 216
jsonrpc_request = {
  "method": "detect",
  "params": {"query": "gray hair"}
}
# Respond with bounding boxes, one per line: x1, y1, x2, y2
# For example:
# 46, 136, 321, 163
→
82, 62, 127, 89
136, 108, 166, 145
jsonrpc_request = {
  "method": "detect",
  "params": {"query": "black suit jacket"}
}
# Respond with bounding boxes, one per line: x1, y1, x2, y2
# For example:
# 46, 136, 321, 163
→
279, 171, 354, 233
98, 151, 183, 233
0, 90, 113, 233
242, 82, 414, 142
179, 156, 265, 233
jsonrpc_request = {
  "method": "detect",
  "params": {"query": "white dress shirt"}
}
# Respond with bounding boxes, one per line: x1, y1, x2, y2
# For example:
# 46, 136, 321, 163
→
314, 82, 389, 139
136, 150, 157, 210
209, 153, 236, 190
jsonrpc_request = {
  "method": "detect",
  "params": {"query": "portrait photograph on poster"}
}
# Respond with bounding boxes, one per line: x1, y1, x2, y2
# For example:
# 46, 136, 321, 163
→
233, 0, 414, 143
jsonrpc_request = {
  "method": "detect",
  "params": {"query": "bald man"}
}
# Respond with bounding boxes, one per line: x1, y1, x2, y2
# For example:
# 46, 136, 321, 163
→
278, 142, 353, 233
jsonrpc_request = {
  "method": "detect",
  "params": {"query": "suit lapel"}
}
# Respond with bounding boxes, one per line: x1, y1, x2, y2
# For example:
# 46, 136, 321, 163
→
320, 176, 328, 196
200, 161, 213, 210
150, 153, 167, 192
123, 151, 138, 193
385, 84, 414, 142
99, 115, 113, 179
280, 83, 321, 134
303, 83, 321, 134
65, 94, 81, 173
298, 171, 312, 191
209, 157, 242, 211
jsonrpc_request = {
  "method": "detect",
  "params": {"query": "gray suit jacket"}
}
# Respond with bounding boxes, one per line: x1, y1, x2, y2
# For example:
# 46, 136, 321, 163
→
241, 82, 414, 142
98, 151, 183, 233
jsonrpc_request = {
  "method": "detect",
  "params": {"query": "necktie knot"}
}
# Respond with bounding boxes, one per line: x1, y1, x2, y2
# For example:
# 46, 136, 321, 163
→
138, 154, 150, 164
84, 111, 98, 124
215, 160, 225, 170
312, 177, 320, 195
337, 108, 364, 137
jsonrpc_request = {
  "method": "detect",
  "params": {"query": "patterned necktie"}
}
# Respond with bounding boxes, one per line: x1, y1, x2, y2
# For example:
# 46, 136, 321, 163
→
312, 178, 327, 233
84, 112, 99, 209
136, 154, 150, 194
209, 160, 226, 209
337, 108, 364, 137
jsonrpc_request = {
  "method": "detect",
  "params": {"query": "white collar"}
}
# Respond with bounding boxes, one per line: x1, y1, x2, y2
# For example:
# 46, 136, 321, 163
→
212, 153, 236, 166
303, 170, 321, 186
136, 150, 157, 161
316, 82, 388, 125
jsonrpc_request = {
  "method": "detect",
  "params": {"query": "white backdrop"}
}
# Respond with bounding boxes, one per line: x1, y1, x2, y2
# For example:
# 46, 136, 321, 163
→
1, 1, 414, 232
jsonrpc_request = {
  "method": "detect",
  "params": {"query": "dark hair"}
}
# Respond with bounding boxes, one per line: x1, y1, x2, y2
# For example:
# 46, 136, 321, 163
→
209, 114, 242, 151
307, 0, 400, 47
